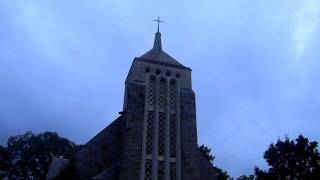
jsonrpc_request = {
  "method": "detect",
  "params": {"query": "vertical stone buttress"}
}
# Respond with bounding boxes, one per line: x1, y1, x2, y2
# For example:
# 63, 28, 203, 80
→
119, 82, 146, 180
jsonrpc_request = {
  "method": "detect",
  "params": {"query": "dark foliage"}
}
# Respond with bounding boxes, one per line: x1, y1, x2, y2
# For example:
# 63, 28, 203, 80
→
1, 131, 76, 180
199, 144, 232, 180
199, 145, 215, 164
213, 166, 233, 180
0, 145, 9, 168
237, 175, 255, 180
0, 145, 10, 178
255, 135, 320, 180
55, 159, 78, 180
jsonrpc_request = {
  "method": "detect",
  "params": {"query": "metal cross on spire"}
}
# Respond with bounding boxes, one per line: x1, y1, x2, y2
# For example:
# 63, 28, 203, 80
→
154, 17, 163, 32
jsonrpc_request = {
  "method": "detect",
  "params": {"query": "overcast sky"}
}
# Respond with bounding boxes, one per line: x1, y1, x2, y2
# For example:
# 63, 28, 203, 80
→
1, 0, 320, 177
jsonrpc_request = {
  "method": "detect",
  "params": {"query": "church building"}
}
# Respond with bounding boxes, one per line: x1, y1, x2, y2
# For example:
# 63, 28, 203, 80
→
73, 19, 217, 180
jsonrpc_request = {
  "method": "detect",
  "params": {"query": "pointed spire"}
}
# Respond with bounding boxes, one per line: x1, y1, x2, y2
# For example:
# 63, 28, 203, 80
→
139, 17, 184, 67
153, 17, 163, 53
153, 32, 162, 53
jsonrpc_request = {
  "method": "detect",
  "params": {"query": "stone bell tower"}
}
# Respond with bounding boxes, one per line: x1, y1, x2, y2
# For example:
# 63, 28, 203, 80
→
74, 20, 217, 180
124, 30, 187, 180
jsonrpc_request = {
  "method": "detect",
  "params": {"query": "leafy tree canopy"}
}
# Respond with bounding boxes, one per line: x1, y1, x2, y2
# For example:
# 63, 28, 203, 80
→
0, 131, 76, 180
237, 175, 255, 180
0, 145, 10, 174
199, 145, 215, 164
255, 135, 320, 180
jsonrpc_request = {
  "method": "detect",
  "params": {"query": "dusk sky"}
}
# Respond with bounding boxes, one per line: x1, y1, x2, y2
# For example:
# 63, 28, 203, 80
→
1, 0, 320, 177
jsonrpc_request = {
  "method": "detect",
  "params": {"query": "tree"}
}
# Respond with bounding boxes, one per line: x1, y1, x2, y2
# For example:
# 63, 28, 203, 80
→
0, 145, 10, 178
4, 131, 76, 180
199, 145, 215, 164
199, 144, 232, 180
237, 175, 255, 180
213, 167, 232, 180
255, 135, 320, 180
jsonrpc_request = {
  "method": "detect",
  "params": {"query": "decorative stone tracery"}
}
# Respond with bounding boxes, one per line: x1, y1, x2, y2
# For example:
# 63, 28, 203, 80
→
147, 77, 156, 107
169, 114, 176, 158
145, 159, 153, 180
157, 160, 165, 180
169, 162, 176, 180
158, 112, 165, 156
146, 111, 154, 155
142, 73, 180, 180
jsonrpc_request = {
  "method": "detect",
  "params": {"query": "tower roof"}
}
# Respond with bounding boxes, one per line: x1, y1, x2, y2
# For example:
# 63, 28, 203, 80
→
139, 32, 184, 67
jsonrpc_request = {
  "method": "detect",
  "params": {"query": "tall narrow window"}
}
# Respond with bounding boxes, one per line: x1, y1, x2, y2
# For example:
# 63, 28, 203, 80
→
170, 162, 177, 180
169, 114, 176, 158
158, 79, 166, 156
145, 159, 152, 180
169, 80, 177, 180
145, 76, 156, 155
157, 160, 165, 180
147, 77, 156, 107
169, 81, 176, 112
159, 79, 166, 110
144, 76, 156, 179
158, 112, 165, 156
169, 81, 177, 158
146, 111, 154, 155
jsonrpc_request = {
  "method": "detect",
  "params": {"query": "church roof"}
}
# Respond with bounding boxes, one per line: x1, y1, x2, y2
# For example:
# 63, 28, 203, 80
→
139, 32, 184, 67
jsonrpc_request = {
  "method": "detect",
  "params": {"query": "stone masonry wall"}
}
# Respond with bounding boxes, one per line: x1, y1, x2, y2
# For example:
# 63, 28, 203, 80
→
119, 83, 145, 180
180, 88, 217, 180
74, 116, 125, 179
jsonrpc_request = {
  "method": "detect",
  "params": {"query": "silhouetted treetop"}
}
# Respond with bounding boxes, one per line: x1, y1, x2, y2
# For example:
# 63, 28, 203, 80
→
1, 131, 76, 180
255, 135, 320, 180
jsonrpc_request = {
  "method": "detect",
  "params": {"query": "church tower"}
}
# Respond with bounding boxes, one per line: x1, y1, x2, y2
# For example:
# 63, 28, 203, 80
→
124, 30, 187, 180
74, 20, 217, 180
